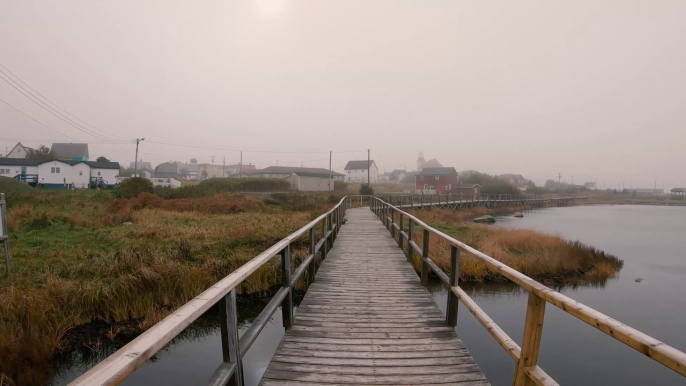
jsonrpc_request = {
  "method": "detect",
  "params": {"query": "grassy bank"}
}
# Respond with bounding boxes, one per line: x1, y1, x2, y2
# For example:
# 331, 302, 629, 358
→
0, 189, 336, 385
405, 208, 623, 285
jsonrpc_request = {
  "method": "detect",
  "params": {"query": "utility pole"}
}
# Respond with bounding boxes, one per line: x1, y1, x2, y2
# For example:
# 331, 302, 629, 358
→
329, 151, 333, 192
223, 157, 226, 178
367, 149, 371, 187
239, 151, 243, 178
134, 138, 145, 177
558, 173, 561, 184
572, 175, 574, 185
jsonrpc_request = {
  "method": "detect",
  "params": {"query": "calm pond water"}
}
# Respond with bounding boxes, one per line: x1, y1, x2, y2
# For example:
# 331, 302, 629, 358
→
52, 205, 686, 385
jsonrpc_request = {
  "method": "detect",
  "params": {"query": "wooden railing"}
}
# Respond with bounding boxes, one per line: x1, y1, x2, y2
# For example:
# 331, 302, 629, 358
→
69, 197, 348, 386
377, 193, 583, 209
371, 197, 686, 386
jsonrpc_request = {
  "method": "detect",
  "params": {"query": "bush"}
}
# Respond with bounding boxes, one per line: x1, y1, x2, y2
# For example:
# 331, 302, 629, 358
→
116, 177, 154, 199
334, 181, 348, 191
359, 185, 374, 195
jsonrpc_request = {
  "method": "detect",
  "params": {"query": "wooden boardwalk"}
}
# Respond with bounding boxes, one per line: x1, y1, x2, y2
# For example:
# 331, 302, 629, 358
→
260, 208, 489, 386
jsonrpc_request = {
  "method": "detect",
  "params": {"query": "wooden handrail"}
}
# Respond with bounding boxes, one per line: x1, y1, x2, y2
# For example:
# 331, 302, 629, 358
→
70, 197, 348, 386
370, 196, 686, 384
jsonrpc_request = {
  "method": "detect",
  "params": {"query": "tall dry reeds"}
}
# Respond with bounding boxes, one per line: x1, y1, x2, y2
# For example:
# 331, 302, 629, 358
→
404, 209, 623, 284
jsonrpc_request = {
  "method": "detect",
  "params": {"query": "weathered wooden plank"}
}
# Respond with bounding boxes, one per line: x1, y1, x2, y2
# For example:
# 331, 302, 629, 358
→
266, 361, 481, 375
259, 208, 488, 386
262, 370, 487, 384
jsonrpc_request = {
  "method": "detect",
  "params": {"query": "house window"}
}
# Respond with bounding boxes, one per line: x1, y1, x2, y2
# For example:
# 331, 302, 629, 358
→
424, 184, 428, 189
51, 167, 61, 174
98, 172, 101, 176
435, 176, 440, 180
445, 185, 448, 190
420, 176, 424, 180
56, 167, 60, 173
430, 186, 434, 190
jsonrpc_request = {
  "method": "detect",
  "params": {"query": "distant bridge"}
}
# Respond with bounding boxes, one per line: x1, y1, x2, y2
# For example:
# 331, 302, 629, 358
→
352, 193, 584, 210
71, 196, 685, 386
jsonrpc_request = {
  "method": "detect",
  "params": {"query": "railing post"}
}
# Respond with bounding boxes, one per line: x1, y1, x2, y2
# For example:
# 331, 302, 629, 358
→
391, 209, 396, 238
513, 293, 547, 386
407, 219, 414, 261
446, 246, 460, 327
308, 227, 316, 283
398, 213, 404, 248
322, 217, 328, 260
421, 229, 430, 286
219, 289, 244, 386
281, 245, 294, 329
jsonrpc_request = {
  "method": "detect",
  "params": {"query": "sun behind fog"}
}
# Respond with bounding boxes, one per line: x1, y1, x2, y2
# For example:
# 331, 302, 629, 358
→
256, 0, 287, 16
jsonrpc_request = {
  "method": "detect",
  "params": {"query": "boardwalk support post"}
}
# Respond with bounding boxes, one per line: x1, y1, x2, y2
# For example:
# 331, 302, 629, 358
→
281, 245, 294, 329
513, 292, 546, 386
446, 246, 460, 327
391, 209, 396, 238
219, 289, 244, 386
421, 229, 430, 286
322, 217, 328, 260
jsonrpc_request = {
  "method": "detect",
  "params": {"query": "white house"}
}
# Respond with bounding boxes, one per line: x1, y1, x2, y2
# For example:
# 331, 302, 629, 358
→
5, 142, 34, 159
38, 160, 90, 188
0, 158, 40, 184
86, 161, 120, 188
344, 160, 378, 183
287, 172, 333, 191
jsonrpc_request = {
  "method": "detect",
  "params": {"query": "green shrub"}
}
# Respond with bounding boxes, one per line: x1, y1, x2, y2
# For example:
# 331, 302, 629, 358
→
116, 177, 154, 199
359, 185, 374, 195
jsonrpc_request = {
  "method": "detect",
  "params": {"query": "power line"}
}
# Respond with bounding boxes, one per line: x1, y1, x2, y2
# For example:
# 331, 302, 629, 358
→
0, 96, 79, 142
144, 139, 365, 155
0, 72, 127, 143
0, 62, 132, 142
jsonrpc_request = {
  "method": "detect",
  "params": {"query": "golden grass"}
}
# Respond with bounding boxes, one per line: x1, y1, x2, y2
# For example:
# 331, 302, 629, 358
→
0, 191, 330, 385
404, 209, 623, 285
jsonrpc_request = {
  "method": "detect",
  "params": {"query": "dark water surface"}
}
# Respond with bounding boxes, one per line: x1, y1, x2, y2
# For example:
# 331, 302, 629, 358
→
52, 205, 686, 385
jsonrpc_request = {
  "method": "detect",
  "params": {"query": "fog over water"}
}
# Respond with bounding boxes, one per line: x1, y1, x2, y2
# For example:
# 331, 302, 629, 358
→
2, 1, 685, 188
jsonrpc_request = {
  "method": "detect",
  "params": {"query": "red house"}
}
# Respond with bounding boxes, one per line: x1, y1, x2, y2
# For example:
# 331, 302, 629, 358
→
415, 167, 459, 194
454, 184, 481, 199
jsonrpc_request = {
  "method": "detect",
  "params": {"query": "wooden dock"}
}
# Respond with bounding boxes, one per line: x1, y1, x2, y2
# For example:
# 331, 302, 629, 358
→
260, 208, 489, 386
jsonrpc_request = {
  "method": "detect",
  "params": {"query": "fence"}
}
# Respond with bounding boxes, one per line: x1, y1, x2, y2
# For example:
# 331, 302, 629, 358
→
69, 197, 348, 386
371, 197, 686, 386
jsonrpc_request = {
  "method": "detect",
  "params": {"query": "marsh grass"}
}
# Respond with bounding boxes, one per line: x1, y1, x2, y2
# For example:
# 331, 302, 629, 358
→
402, 209, 623, 285
0, 190, 332, 385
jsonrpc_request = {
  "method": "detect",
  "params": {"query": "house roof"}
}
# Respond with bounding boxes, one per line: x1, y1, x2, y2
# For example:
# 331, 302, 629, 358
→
251, 166, 343, 177
155, 162, 179, 174
671, 188, 686, 193
0, 158, 40, 166
457, 184, 481, 188
291, 172, 332, 178
84, 161, 120, 169
417, 167, 457, 176
34, 159, 120, 169
422, 159, 443, 168
344, 160, 376, 170
584, 182, 596, 187
51, 143, 89, 159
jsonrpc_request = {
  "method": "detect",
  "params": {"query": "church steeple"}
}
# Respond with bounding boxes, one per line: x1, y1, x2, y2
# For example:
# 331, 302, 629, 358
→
417, 152, 426, 171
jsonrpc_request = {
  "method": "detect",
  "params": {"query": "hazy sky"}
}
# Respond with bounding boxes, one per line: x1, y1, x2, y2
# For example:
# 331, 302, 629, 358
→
1, 1, 684, 188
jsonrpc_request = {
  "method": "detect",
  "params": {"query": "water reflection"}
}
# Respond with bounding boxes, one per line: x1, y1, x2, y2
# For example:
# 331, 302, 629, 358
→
51, 294, 304, 386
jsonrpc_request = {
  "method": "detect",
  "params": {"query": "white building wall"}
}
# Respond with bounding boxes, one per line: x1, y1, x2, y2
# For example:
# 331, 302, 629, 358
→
91, 168, 119, 185
0, 164, 38, 178
69, 163, 91, 189
6, 144, 28, 159
38, 161, 72, 186
287, 175, 332, 191
345, 163, 378, 183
